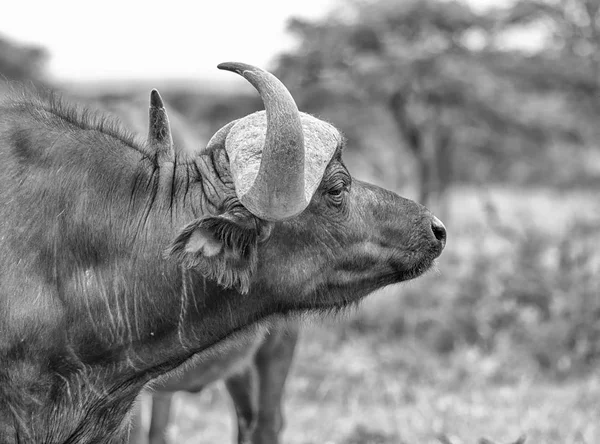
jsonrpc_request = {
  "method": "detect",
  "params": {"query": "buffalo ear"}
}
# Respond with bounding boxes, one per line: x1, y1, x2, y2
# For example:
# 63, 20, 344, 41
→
167, 213, 271, 294
180, 226, 223, 257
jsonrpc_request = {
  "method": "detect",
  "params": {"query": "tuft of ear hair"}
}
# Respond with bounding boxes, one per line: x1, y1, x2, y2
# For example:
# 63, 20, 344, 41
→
167, 212, 271, 294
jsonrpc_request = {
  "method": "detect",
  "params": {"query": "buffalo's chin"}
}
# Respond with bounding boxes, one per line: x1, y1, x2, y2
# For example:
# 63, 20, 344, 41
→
386, 244, 440, 281
393, 256, 437, 282
270, 254, 438, 317
293, 265, 435, 314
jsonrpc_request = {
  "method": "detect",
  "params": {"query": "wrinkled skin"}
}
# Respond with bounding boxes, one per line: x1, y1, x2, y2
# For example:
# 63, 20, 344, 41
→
0, 87, 444, 443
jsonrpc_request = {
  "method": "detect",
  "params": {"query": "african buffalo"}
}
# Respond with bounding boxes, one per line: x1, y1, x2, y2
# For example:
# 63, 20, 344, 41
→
0, 62, 446, 444
100, 95, 300, 444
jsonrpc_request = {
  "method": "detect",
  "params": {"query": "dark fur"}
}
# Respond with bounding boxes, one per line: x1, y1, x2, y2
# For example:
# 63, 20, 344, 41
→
0, 89, 444, 444
4, 87, 143, 151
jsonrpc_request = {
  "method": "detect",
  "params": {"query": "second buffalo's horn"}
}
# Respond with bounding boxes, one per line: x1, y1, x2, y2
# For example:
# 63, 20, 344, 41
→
148, 89, 174, 163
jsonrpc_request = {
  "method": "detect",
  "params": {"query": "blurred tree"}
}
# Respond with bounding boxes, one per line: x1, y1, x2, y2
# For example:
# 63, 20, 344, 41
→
501, 0, 600, 71
275, 0, 588, 213
495, 0, 600, 111
0, 34, 48, 85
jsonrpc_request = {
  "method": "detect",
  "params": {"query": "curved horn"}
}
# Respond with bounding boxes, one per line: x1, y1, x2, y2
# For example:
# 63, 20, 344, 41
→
218, 62, 306, 220
148, 89, 174, 163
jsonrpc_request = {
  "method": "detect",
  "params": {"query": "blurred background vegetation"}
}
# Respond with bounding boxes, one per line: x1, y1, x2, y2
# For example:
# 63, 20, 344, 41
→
2, 1, 600, 442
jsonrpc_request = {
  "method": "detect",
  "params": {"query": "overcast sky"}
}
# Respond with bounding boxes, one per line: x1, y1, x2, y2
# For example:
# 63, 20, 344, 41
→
1, 0, 510, 84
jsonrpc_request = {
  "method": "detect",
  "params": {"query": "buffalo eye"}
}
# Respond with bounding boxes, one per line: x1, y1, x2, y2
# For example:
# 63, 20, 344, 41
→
326, 183, 347, 205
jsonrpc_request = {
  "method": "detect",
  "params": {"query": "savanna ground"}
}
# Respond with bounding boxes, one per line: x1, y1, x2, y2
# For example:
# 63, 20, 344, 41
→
136, 185, 600, 444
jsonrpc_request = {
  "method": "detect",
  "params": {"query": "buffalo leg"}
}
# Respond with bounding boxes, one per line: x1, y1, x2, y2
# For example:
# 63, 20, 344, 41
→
148, 392, 174, 444
225, 366, 259, 444
252, 326, 300, 444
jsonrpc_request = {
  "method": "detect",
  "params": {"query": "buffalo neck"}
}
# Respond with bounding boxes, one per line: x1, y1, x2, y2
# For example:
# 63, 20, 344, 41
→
0, 102, 270, 443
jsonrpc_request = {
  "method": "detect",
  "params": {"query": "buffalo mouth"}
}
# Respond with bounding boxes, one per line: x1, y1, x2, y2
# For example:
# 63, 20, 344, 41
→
288, 253, 438, 315
330, 243, 440, 288
390, 252, 438, 282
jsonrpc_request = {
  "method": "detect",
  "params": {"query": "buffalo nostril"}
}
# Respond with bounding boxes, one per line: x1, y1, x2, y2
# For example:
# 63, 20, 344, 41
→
431, 216, 446, 249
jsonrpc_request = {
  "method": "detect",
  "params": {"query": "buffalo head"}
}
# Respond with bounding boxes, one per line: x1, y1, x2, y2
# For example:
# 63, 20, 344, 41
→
167, 62, 446, 304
